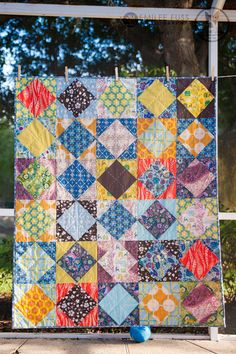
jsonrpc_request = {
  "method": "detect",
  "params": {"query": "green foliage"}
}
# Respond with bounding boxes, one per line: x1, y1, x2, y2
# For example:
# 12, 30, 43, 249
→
0, 237, 13, 295
0, 120, 14, 208
220, 220, 236, 303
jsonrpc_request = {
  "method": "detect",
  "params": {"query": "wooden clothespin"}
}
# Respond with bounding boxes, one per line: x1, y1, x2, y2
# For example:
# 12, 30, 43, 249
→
165, 65, 170, 81
65, 66, 69, 82
115, 66, 119, 81
17, 65, 21, 80
211, 65, 215, 81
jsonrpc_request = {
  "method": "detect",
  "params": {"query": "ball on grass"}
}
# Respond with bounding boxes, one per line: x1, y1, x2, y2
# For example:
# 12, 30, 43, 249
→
130, 326, 151, 343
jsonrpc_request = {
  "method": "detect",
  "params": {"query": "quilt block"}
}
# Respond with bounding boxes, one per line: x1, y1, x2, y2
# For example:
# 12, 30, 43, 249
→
13, 76, 224, 328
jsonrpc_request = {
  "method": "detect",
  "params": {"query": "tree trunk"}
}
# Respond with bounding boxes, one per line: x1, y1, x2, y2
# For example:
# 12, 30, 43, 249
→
125, 0, 202, 75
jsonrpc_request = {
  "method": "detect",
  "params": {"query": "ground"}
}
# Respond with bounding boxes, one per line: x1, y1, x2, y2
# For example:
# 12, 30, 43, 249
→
1, 338, 236, 354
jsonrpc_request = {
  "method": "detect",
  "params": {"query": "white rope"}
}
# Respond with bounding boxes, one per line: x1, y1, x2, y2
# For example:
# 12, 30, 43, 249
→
218, 74, 236, 78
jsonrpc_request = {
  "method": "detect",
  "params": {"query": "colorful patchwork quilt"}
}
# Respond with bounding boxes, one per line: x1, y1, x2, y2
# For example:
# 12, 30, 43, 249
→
13, 76, 224, 328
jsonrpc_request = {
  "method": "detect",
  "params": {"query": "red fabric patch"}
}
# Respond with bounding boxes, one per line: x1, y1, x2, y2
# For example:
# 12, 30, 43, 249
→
180, 240, 219, 280
17, 79, 56, 117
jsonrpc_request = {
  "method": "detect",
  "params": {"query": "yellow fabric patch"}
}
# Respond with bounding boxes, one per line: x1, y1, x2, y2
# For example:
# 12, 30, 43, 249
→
142, 284, 179, 323
138, 80, 175, 117
178, 119, 213, 157
177, 79, 214, 117
17, 119, 55, 157
15, 285, 54, 325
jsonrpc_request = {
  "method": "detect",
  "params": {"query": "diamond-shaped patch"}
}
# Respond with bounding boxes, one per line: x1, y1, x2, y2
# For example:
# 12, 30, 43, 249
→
99, 284, 138, 325
17, 119, 55, 157
183, 283, 220, 323
177, 79, 214, 117
17, 243, 55, 282
139, 201, 176, 238
17, 79, 56, 117
178, 119, 213, 157
15, 284, 54, 325
17, 202, 53, 240
100, 80, 134, 117
57, 243, 96, 282
98, 160, 136, 199
98, 201, 136, 240
139, 118, 175, 157
17, 161, 55, 199
139, 160, 174, 198
58, 80, 95, 117
98, 120, 135, 158
142, 284, 179, 323
178, 159, 214, 197
57, 202, 95, 241
138, 80, 175, 117
58, 285, 96, 325
58, 160, 95, 199
178, 199, 215, 237
180, 240, 219, 280
58, 120, 95, 158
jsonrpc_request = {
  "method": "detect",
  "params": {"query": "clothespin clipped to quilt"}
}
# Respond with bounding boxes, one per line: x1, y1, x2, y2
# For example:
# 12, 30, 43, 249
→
115, 66, 119, 81
17, 65, 21, 80
211, 65, 215, 81
65, 66, 69, 82
165, 65, 170, 81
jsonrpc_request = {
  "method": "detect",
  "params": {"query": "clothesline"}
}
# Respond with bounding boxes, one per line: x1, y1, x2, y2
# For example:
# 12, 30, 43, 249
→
217, 74, 236, 78
5, 74, 236, 80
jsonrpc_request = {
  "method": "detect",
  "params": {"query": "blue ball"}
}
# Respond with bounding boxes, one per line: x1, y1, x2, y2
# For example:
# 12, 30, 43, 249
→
130, 326, 151, 343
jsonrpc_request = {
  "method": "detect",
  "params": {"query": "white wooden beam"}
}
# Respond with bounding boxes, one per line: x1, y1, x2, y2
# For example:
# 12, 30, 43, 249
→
0, 208, 14, 217
0, 332, 209, 340
0, 3, 235, 22
211, 0, 227, 21
219, 212, 236, 220
209, 327, 219, 341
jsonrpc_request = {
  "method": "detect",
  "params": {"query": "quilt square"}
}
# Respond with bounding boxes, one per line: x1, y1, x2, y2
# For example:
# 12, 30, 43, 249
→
56, 283, 98, 326
137, 200, 176, 241
56, 118, 96, 160
56, 241, 97, 283
13, 283, 56, 328
138, 241, 182, 282
56, 200, 97, 242
177, 118, 215, 159
57, 159, 96, 200
16, 200, 56, 242
177, 157, 217, 198
16, 158, 56, 200
180, 239, 221, 282
177, 198, 218, 240
57, 78, 97, 118
139, 282, 180, 326
14, 242, 56, 284
13, 76, 223, 328
177, 78, 215, 118
98, 283, 139, 326
97, 159, 137, 200
97, 78, 136, 118
16, 117, 56, 159
137, 78, 176, 118
16, 77, 57, 119
180, 282, 224, 326
137, 118, 176, 159
138, 158, 176, 199
98, 240, 138, 282
96, 119, 137, 159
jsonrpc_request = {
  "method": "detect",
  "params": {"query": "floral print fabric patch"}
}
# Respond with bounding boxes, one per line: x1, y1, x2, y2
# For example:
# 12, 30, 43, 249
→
13, 77, 224, 328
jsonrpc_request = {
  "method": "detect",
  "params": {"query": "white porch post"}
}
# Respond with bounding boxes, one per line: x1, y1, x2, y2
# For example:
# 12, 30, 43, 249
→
208, 4, 219, 342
